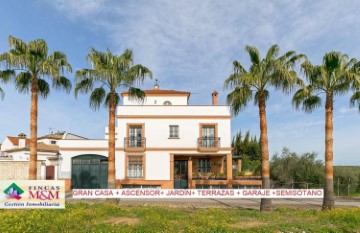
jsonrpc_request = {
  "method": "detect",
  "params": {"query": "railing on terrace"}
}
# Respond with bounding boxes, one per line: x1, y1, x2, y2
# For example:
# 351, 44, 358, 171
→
197, 137, 220, 151
124, 137, 146, 151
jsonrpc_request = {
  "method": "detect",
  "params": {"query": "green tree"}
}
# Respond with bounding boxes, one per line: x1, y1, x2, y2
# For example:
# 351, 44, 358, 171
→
231, 130, 261, 172
271, 148, 324, 188
75, 48, 152, 189
0, 36, 72, 179
224, 44, 304, 211
293, 51, 360, 209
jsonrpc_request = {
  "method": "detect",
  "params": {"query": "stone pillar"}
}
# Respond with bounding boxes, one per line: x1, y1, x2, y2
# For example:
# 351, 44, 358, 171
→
226, 154, 232, 179
170, 154, 174, 189
188, 158, 193, 189
237, 159, 242, 172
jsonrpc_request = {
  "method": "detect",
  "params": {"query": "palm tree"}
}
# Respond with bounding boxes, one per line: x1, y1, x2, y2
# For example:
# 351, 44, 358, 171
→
75, 48, 152, 189
0, 35, 72, 179
292, 51, 360, 210
224, 44, 304, 211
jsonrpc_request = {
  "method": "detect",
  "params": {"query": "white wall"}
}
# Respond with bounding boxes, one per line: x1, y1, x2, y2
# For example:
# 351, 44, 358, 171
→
1, 138, 15, 151
115, 152, 125, 179
146, 152, 170, 180
117, 105, 230, 116
116, 118, 231, 148
58, 139, 109, 178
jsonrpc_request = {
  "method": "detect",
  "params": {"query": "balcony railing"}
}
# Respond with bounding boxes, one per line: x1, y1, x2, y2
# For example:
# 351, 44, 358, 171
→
197, 137, 220, 151
124, 137, 146, 152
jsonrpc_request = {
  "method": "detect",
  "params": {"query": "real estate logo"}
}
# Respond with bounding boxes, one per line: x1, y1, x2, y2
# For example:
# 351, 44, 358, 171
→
3, 183, 24, 200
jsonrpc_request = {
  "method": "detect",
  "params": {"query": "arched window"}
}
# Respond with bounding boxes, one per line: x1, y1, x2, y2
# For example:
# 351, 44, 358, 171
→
163, 101, 172, 106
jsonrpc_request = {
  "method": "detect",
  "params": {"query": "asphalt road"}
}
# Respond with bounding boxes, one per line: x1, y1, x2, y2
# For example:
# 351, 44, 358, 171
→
65, 192, 360, 209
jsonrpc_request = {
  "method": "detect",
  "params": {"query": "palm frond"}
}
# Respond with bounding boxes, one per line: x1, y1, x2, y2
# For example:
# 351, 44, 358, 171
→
52, 76, 72, 93
226, 85, 252, 115
0, 70, 15, 83
127, 87, 146, 103
28, 39, 48, 60
48, 51, 72, 73
0, 87, 4, 100
38, 78, 50, 98
89, 87, 106, 110
15, 72, 32, 94
265, 44, 279, 62
125, 64, 153, 85
350, 91, 360, 112
105, 92, 120, 107
254, 90, 269, 105
292, 87, 321, 113
233, 60, 247, 74
8, 35, 27, 55
245, 46, 261, 65
74, 78, 94, 98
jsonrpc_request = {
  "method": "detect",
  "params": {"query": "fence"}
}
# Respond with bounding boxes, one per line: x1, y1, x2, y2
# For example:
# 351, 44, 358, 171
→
271, 179, 360, 196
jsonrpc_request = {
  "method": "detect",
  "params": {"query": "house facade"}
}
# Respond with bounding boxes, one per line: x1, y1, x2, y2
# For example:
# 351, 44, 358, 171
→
114, 85, 233, 189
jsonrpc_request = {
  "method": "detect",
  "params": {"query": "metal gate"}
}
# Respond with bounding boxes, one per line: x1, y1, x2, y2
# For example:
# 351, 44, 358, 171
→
71, 154, 108, 189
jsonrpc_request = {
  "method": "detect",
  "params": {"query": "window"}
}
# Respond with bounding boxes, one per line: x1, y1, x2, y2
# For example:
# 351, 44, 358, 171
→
51, 141, 56, 145
129, 126, 142, 147
163, 101, 172, 105
169, 125, 179, 138
197, 158, 211, 172
128, 156, 143, 178
202, 126, 215, 147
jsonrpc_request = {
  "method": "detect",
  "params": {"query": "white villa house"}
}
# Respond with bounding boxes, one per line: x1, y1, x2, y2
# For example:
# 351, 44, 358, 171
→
0, 84, 261, 190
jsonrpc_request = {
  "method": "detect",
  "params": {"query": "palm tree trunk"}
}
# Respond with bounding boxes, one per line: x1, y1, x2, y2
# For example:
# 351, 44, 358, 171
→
29, 76, 38, 180
258, 95, 272, 211
108, 92, 116, 189
323, 92, 335, 209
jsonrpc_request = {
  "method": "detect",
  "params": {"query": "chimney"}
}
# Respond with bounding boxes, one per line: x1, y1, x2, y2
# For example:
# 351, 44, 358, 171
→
212, 90, 218, 105
18, 133, 27, 148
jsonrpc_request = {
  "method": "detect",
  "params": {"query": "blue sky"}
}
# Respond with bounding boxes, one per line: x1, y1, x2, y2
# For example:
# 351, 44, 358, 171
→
0, 0, 359, 165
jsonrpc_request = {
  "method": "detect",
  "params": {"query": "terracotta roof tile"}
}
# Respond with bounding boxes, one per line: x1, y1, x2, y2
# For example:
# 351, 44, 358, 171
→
121, 89, 190, 96
38, 133, 63, 140
7, 136, 30, 146
4, 142, 59, 153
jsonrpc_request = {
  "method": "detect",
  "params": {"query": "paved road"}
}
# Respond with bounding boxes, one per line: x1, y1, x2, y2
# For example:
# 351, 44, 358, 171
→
66, 192, 360, 209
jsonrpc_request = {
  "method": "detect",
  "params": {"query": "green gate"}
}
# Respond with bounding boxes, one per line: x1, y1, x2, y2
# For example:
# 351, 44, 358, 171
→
71, 154, 108, 189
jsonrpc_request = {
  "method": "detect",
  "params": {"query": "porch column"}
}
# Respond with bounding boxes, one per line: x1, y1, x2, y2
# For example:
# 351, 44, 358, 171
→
226, 154, 232, 188
188, 158, 193, 189
237, 159, 242, 172
170, 154, 174, 189
226, 154, 232, 179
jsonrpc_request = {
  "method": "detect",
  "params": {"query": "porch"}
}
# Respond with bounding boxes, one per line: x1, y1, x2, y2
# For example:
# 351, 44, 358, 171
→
172, 154, 232, 189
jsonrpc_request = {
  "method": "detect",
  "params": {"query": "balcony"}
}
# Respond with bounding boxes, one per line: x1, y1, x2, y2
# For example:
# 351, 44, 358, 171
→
124, 137, 146, 152
197, 137, 220, 152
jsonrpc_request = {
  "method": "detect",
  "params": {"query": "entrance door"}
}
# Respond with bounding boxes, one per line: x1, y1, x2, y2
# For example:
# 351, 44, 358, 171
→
46, 166, 55, 180
174, 160, 188, 189
71, 154, 108, 189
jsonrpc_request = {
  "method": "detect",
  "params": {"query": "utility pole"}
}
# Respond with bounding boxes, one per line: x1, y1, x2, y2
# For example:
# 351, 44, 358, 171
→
337, 177, 340, 196
348, 177, 351, 196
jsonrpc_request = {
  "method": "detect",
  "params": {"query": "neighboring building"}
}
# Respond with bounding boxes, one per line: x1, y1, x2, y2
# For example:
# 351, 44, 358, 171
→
1, 85, 261, 190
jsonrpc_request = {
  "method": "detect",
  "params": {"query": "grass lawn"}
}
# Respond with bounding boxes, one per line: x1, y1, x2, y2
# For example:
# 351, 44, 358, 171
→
0, 202, 359, 232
